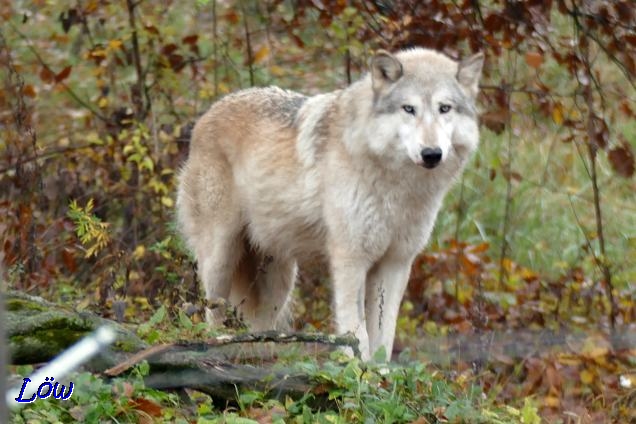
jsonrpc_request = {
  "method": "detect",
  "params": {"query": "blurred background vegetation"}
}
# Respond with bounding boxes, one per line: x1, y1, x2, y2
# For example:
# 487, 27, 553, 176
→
2, 0, 635, 422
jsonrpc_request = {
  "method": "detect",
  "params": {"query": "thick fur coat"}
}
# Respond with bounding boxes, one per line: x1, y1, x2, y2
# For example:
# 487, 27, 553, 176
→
177, 47, 484, 359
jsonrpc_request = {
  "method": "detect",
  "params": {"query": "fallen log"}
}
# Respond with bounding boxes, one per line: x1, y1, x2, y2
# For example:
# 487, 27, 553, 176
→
5, 290, 355, 404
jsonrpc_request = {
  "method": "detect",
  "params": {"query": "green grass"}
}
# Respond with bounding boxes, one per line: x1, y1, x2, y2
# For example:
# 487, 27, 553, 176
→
432, 111, 636, 286
10, 355, 537, 424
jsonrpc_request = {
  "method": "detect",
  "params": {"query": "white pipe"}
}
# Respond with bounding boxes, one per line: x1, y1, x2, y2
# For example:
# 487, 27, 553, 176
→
6, 326, 116, 409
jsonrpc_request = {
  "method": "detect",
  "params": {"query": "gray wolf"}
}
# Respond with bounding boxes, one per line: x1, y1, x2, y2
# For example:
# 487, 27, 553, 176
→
176, 47, 483, 360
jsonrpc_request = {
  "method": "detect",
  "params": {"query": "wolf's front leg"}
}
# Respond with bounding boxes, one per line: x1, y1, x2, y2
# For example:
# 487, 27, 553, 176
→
330, 253, 373, 360
365, 255, 414, 360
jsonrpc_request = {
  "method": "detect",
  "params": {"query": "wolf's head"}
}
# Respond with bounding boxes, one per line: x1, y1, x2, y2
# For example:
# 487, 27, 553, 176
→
364, 48, 483, 169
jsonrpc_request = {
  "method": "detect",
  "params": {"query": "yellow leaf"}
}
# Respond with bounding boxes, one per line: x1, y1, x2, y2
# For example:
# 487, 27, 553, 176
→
134, 297, 151, 309
98, 97, 109, 108
401, 300, 414, 313
122, 144, 135, 156
269, 65, 286, 77
552, 102, 564, 125
520, 267, 538, 281
217, 82, 230, 94
89, 48, 107, 59
133, 245, 146, 260
501, 257, 514, 273
569, 109, 580, 120
556, 353, 581, 366
584, 345, 608, 359
161, 196, 174, 208
84, 0, 99, 13
253, 45, 270, 64
198, 87, 214, 100
592, 354, 610, 367
108, 39, 123, 50
543, 395, 560, 408
580, 369, 595, 385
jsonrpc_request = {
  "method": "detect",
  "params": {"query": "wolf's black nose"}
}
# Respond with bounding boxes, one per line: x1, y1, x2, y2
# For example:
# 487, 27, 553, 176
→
421, 147, 442, 168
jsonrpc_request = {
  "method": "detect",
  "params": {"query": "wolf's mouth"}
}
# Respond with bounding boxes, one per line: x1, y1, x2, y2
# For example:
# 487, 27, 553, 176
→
421, 162, 440, 169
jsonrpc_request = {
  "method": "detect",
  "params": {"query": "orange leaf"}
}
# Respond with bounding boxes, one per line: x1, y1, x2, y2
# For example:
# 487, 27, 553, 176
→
620, 100, 634, 117
61, 248, 77, 272
480, 109, 508, 134
182, 34, 198, 45
55, 65, 72, 83
253, 45, 270, 65
608, 142, 635, 178
468, 242, 490, 254
225, 10, 239, 24
84, 0, 99, 14
22, 84, 36, 98
40, 66, 55, 83
525, 51, 543, 69
161, 43, 178, 55
130, 397, 162, 417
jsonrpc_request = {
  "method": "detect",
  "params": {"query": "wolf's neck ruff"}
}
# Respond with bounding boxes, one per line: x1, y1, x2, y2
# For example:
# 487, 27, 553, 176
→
176, 47, 483, 360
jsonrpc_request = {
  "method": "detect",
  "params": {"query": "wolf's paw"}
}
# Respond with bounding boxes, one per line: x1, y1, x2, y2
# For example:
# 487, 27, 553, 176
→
205, 298, 247, 330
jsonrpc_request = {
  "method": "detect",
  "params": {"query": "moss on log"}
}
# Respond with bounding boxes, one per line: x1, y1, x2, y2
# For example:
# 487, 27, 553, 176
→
6, 291, 147, 364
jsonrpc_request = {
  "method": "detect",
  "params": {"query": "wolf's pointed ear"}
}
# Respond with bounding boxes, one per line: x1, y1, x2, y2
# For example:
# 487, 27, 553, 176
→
457, 52, 484, 97
371, 50, 403, 92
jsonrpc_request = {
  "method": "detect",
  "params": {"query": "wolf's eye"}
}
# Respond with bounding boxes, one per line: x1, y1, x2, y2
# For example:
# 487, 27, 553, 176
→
439, 104, 452, 114
402, 105, 416, 115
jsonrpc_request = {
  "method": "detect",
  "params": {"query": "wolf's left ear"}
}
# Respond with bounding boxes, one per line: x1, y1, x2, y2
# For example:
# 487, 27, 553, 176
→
457, 52, 484, 97
371, 50, 403, 92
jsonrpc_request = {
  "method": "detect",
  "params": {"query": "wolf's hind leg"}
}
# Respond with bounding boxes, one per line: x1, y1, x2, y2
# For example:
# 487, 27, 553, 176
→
177, 154, 244, 328
247, 258, 298, 331
197, 227, 244, 326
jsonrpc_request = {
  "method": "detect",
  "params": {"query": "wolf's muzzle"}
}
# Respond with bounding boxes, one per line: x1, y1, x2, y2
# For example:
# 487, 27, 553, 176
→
421, 147, 442, 169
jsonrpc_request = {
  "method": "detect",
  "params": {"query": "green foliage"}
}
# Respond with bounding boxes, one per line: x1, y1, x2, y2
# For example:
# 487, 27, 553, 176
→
67, 199, 111, 258
122, 125, 155, 175
11, 357, 526, 424
137, 304, 168, 344
136, 301, 219, 346
11, 364, 183, 423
